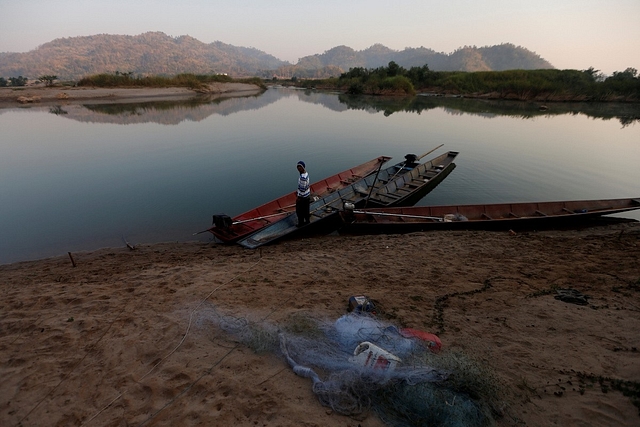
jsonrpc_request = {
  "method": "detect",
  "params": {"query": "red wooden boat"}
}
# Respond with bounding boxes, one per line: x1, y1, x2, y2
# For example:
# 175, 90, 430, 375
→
206, 156, 391, 243
237, 149, 459, 249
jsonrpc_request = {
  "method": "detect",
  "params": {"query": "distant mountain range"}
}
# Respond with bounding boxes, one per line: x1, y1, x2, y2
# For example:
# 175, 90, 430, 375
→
295, 43, 553, 75
0, 32, 554, 80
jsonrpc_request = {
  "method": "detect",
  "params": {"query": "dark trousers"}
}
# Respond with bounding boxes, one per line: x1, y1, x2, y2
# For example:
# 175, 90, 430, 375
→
296, 196, 310, 225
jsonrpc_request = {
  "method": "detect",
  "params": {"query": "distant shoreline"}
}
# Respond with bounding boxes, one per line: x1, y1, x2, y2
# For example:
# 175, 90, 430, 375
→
2, 83, 636, 109
0, 82, 263, 108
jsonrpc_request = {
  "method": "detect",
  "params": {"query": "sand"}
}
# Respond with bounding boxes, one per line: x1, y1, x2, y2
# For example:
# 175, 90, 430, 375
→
1, 221, 639, 426
0, 82, 263, 108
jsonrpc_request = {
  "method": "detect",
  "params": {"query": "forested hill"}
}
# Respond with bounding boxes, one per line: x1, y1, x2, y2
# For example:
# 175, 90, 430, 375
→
296, 43, 553, 73
0, 32, 288, 80
0, 32, 553, 80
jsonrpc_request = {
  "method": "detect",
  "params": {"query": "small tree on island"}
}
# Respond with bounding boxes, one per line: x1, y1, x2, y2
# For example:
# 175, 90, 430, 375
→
38, 75, 58, 86
9, 76, 28, 86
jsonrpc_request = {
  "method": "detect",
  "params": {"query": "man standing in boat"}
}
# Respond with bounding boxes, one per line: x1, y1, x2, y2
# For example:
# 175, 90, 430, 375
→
296, 161, 311, 227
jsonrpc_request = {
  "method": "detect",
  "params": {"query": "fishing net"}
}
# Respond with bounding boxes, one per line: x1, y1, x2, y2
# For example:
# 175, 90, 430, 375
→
197, 306, 502, 427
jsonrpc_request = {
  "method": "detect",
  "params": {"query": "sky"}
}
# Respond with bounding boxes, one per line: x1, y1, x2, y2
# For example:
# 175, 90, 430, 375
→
1, 0, 638, 75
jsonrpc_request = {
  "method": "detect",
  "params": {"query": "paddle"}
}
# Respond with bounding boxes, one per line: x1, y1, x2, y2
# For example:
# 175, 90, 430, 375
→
230, 211, 292, 225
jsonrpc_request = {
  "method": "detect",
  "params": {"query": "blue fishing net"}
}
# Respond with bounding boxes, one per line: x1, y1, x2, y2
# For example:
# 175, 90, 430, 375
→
199, 307, 499, 427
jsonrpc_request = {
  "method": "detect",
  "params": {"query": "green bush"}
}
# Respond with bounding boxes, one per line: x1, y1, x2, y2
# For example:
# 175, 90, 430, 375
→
380, 75, 415, 95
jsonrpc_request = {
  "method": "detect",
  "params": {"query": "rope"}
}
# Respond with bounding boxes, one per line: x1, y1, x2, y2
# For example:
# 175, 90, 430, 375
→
280, 334, 321, 384
15, 249, 157, 426
17, 301, 131, 426
81, 254, 264, 426
136, 344, 241, 427
137, 256, 263, 382
135, 274, 315, 426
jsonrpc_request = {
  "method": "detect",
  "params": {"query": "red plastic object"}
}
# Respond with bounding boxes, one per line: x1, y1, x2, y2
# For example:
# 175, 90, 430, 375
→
399, 328, 442, 352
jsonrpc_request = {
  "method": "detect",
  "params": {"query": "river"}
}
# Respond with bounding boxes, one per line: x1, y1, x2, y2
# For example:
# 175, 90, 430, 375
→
1, 87, 638, 264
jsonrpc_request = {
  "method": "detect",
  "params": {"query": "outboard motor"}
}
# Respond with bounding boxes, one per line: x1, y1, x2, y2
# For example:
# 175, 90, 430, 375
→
212, 214, 233, 229
404, 153, 418, 165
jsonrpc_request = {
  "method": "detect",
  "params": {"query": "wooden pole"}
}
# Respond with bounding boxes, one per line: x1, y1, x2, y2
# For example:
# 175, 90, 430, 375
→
416, 143, 444, 160
353, 210, 444, 221
363, 159, 386, 208
68, 252, 76, 267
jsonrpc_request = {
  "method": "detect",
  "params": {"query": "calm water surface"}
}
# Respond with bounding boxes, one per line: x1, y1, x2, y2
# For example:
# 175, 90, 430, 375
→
1, 88, 639, 264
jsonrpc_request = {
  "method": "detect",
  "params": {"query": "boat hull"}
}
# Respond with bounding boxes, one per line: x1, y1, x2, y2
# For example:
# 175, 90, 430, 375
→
339, 198, 640, 234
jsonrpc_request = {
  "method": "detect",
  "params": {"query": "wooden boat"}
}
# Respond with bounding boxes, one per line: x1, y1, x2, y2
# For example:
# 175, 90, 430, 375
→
237, 150, 459, 249
205, 156, 391, 243
364, 151, 458, 208
338, 198, 640, 234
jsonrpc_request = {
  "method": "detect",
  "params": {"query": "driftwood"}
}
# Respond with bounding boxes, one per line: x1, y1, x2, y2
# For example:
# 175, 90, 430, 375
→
16, 96, 41, 103
67, 252, 76, 267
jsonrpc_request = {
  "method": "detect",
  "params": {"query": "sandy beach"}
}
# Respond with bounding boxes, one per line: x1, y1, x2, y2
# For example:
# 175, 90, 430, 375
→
1, 221, 639, 426
0, 82, 262, 108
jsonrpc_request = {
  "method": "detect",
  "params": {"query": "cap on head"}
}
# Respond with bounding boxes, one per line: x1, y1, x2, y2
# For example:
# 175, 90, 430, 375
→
297, 161, 305, 168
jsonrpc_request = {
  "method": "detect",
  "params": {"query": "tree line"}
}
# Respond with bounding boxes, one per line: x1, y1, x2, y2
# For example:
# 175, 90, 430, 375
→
76, 72, 265, 90
297, 62, 640, 101
0, 72, 267, 94
3, 65, 637, 102
0, 75, 59, 87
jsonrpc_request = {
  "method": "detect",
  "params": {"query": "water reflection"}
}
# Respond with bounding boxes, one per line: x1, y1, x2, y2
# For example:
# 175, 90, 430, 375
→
335, 93, 640, 127
41, 91, 276, 125
13, 87, 639, 127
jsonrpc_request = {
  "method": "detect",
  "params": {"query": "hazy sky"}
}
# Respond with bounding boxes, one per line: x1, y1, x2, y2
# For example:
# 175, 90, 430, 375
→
1, 0, 638, 75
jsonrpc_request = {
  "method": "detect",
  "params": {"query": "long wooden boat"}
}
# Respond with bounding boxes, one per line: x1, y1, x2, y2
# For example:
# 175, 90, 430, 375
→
237, 150, 459, 249
205, 156, 391, 243
364, 151, 458, 208
338, 198, 640, 234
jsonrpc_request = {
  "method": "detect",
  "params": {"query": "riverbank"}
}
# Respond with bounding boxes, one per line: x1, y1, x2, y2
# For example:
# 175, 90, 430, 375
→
0, 82, 263, 108
1, 223, 639, 426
